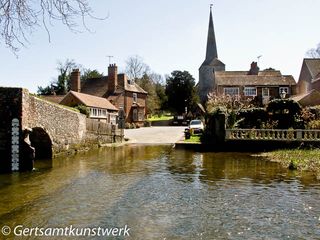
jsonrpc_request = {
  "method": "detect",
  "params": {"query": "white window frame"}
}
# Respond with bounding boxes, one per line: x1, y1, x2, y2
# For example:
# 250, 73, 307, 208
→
89, 107, 108, 119
244, 87, 257, 96
279, 87, 289, 95
224, 87, 239, 96
133, 93, 137, 103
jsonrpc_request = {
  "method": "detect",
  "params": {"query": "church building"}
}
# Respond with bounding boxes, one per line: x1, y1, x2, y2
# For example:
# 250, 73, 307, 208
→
198, 7, 296, 105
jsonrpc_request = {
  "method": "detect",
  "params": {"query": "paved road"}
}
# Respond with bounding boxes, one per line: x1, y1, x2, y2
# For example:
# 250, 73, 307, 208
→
124, 126, 186, 144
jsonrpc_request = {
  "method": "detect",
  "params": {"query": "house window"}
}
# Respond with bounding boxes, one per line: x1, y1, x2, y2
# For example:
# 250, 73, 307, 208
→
244, 87, 257, 96
224, 87, 239, 96
133, 109, 138, 121
279, 87, 289, 95
90, 107, 108, 118
262, 88, 269, 97
133, 93, 137, 103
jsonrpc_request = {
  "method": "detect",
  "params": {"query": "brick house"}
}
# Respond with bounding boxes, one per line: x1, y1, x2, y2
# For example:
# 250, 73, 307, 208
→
60, 90, 118, 124
72, 64, 147, 126
198, 8, 296, 105
214, 62, 296, 105
297, 58, 320, 94
291, 58, 320, 106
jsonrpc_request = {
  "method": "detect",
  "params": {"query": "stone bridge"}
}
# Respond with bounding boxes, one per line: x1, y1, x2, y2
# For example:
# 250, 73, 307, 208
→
0, 87, 120, 173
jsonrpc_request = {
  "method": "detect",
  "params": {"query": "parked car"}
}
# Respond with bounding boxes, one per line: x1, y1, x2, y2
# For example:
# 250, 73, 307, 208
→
189, 119, 204, 134
172, 115, 189, 126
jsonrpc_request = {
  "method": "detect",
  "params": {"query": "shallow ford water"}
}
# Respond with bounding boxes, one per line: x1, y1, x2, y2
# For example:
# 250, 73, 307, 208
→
0, 145, 320, 239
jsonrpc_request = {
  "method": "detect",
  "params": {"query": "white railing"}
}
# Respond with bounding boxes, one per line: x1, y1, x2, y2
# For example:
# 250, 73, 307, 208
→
225, 129, 320, 141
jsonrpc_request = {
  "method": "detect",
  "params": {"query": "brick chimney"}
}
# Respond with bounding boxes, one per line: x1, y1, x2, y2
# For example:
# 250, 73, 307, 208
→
108, 64, 118, 92
118, 73, 127, 88
70, 69, 81, 92
248, 62, 259, 75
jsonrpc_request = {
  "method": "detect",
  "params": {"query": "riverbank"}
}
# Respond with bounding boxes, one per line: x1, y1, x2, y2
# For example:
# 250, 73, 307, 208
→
261, 149, 320, 179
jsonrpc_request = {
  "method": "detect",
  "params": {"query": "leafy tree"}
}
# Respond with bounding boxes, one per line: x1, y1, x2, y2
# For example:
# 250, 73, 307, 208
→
37, 59, 78, 95
38, 63, 104, 95
56, 59, 78, 94
155, 82, 167, 110
136, 74, 160, 114
37, 85, 54, 95
0, 0, 106, 53
165, 71, 198, 114
81, 69, 103, 83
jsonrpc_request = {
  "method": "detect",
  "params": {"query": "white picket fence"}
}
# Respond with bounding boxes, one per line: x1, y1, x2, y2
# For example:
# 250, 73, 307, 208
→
225, 129, 320, 141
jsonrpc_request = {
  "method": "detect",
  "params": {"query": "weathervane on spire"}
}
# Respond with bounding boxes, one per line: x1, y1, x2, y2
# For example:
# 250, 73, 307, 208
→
210, 3, 213, 10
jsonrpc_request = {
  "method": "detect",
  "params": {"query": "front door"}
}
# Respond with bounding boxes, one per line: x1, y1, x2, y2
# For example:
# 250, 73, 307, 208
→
262, 88, 270, 105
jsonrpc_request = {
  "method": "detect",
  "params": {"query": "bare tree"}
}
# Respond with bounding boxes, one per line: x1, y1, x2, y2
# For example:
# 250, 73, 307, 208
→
0, 0, 105, 52
37, 58, 78, 95
306, 43, 320, 58
125, 55, 150, 81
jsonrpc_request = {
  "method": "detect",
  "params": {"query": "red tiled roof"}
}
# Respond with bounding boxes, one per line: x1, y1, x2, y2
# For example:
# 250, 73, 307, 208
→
60, 91, 118, 111
125, 82, 147, 94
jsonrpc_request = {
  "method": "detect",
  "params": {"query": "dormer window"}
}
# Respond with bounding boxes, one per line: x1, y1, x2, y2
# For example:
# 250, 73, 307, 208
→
133, 93, 137, 103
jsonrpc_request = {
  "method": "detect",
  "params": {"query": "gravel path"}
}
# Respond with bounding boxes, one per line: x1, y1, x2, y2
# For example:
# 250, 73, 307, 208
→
124, 126, 186, 144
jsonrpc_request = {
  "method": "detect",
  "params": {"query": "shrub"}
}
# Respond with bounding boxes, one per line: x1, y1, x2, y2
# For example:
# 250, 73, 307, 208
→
237, 108, 267, 129
74, 105, 90, 117
267, 99, 302, 129
308, 106, 320, 120
307, 120, 320, 129
125, 123, 131, 129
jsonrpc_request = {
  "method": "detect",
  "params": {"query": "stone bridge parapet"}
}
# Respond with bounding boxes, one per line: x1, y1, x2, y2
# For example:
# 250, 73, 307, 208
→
0, 87, 121, 173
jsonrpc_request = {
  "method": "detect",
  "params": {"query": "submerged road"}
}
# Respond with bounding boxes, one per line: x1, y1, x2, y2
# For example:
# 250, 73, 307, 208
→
124, 126, 185, 144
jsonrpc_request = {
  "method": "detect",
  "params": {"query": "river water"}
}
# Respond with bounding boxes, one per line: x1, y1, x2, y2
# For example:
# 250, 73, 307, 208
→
0, 145, 320, 239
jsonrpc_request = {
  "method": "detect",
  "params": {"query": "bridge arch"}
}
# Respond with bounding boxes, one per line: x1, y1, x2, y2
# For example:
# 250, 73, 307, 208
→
29, 127, 53, 160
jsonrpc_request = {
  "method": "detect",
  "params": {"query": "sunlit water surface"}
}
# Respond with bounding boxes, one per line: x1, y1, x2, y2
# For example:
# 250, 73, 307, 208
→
0, 145, 320, 239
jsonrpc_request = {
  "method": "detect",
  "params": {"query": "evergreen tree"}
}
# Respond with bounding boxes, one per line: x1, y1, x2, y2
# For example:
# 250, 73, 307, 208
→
165, 71, 198, 114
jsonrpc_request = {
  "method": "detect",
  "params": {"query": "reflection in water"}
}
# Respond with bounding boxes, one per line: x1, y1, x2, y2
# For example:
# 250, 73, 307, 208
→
0, 145, 320, 239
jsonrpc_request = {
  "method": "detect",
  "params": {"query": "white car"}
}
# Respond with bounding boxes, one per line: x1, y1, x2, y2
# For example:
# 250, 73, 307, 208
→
189, 120, 204, 134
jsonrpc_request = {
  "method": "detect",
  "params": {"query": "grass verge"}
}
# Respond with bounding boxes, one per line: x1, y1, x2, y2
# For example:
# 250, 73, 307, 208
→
184, 135, 201, 143
147, 115, 173, 121
262, 149, 320, 178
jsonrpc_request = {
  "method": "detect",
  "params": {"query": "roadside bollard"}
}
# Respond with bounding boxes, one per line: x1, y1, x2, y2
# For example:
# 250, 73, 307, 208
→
184, 128, 191, 140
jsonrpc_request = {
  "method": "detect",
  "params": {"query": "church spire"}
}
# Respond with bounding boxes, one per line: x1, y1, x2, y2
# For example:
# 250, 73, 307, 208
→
205, 5, 218, 62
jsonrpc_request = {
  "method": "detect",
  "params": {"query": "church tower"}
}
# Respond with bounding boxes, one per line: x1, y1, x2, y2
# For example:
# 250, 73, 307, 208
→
199, 6, 225, 103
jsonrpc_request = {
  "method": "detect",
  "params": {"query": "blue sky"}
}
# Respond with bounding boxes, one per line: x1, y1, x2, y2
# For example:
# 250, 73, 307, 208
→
0, 0, 320, 93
